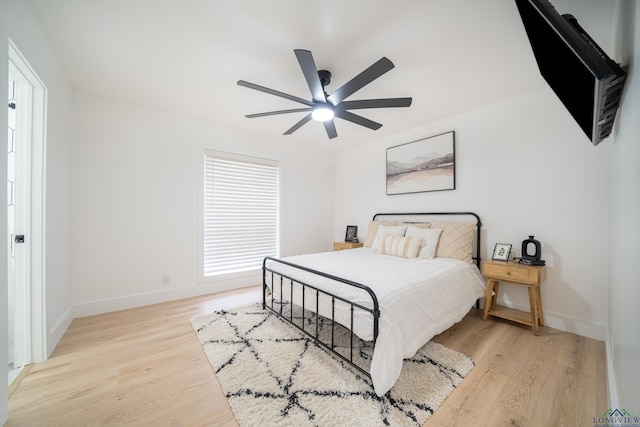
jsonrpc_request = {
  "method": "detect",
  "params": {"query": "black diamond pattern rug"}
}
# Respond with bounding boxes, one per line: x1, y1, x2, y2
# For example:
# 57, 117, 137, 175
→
191, 304, 474, 427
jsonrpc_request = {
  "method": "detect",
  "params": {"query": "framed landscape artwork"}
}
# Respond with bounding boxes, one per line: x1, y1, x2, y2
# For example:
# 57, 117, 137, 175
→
386, 131, 455, 195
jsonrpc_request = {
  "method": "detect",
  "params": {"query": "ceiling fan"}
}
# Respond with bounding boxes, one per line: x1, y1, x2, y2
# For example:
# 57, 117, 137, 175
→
237, 49, 412, 139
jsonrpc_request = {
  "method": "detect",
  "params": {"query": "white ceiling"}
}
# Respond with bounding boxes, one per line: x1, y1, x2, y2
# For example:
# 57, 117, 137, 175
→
23, 0, 611, 151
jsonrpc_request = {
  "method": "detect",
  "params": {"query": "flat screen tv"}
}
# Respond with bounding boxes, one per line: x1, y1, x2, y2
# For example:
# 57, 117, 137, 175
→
514, 0, 626, 145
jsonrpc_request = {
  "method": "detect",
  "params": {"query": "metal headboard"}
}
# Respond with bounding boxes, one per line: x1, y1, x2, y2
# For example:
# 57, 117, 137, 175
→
372, 212, 482, 268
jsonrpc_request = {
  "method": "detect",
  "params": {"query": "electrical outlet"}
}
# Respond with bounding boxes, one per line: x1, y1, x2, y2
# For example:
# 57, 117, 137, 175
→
161, 274, 170, 286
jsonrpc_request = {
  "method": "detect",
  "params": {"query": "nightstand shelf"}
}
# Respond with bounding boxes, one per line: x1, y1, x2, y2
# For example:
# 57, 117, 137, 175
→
485, 305, 536, 326
333, 241, 364, 251
481, 260, 547, 335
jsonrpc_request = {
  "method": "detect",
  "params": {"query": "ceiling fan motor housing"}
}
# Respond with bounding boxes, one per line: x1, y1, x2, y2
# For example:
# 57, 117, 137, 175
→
318, 70, 331, 88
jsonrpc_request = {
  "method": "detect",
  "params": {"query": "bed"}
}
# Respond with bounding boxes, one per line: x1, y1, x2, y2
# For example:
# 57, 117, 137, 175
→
262, 212, 486, 396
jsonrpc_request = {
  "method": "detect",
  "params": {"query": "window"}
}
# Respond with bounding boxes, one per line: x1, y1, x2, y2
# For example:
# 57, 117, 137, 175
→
202, 150, 279, 277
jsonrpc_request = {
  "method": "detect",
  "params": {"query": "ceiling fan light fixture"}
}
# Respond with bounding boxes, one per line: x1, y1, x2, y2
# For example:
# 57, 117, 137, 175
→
238, 49, 412, 139
311, 104, 334, 122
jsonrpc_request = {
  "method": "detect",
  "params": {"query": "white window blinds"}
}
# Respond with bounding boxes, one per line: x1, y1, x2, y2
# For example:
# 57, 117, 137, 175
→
203, 151, 279, 276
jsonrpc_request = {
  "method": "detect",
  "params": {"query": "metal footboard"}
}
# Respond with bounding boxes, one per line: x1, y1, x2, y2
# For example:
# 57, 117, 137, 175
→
262, 256, 380, 378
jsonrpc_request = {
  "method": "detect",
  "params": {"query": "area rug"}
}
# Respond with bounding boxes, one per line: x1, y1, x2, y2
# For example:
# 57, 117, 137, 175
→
191, 304, 474, 427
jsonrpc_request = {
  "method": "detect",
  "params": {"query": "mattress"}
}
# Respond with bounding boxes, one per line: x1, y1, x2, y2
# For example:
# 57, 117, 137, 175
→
264, 247, 486, 396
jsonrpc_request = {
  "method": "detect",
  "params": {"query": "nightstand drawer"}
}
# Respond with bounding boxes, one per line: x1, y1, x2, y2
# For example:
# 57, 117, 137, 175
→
333, 241, 364, 251
482, 262, 543, 284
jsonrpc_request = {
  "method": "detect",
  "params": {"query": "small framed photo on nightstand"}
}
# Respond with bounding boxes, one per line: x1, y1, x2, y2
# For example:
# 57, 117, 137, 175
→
492, 243, 512, 261
345, 225, 358, 242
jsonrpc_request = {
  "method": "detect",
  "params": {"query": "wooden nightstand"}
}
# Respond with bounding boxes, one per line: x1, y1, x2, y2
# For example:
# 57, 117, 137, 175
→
481, 260, 547, 335
333, 241, 364, 251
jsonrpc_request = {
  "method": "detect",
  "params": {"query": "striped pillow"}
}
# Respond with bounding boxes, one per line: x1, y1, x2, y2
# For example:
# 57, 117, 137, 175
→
375, 234, 423, 259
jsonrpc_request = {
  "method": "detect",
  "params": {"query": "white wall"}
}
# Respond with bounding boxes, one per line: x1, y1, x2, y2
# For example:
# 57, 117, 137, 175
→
70, 93, 335, 316
4, 0, 74, 357
334, 88, 611, 340
608, 0, 640, 410
1, 0, 74, 422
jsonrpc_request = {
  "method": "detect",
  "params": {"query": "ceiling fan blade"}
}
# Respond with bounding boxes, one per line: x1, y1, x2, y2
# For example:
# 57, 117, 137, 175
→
238, 80, 313, 106
245, 108, 311, 118
283, 113, 313, 135
334, 110, 382, 131
294, 49, 326, 103
337, 97, 412, 110
327, 57, 395, 105
323, 120, 338, 139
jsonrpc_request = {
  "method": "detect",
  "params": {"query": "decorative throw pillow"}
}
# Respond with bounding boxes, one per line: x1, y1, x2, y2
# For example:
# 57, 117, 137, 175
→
431, 221, 475, 264
405, 225, 442, 259
370, 225, 407, 252
364, 221, 402, 247
375, 234, 423, 259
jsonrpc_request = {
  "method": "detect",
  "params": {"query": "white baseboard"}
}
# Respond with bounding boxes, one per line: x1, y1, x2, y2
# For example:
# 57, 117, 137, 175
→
44, 276, 260, 358
72, 274, 261, 319
47, 306, 73, 357
44, 273, 261, 357
68, 290, 606, 338
605, 327, 619, 408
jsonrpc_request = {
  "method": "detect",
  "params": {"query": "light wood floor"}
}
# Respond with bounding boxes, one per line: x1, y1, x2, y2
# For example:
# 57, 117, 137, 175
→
7, 286, 607, 426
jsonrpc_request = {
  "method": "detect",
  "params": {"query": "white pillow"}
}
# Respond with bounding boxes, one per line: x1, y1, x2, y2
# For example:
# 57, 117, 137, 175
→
405, 225, 442, 259
370, 225, 407, 252
364, 220, 402, 248
375, 234, 423, 259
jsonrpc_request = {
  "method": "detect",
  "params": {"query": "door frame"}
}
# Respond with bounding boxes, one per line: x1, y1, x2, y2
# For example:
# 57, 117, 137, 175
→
8, 39, 47, 365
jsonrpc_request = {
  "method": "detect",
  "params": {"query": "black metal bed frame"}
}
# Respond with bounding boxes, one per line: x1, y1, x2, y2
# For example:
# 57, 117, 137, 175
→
262, 211, 482, 380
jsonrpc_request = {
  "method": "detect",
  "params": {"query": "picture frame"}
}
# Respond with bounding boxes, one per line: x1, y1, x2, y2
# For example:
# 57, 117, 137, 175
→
345, 225, 358, 242
386, 131, 455, 195
492, 243, 512, 261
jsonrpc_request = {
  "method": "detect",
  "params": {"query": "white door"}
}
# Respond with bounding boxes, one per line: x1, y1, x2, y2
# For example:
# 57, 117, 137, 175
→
7, 41, 47, 381
8, 74, 17, 372
8, 64, 32, 371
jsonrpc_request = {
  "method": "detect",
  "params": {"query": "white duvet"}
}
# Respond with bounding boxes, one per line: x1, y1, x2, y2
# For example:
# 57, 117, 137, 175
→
264, 247, 486, 396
